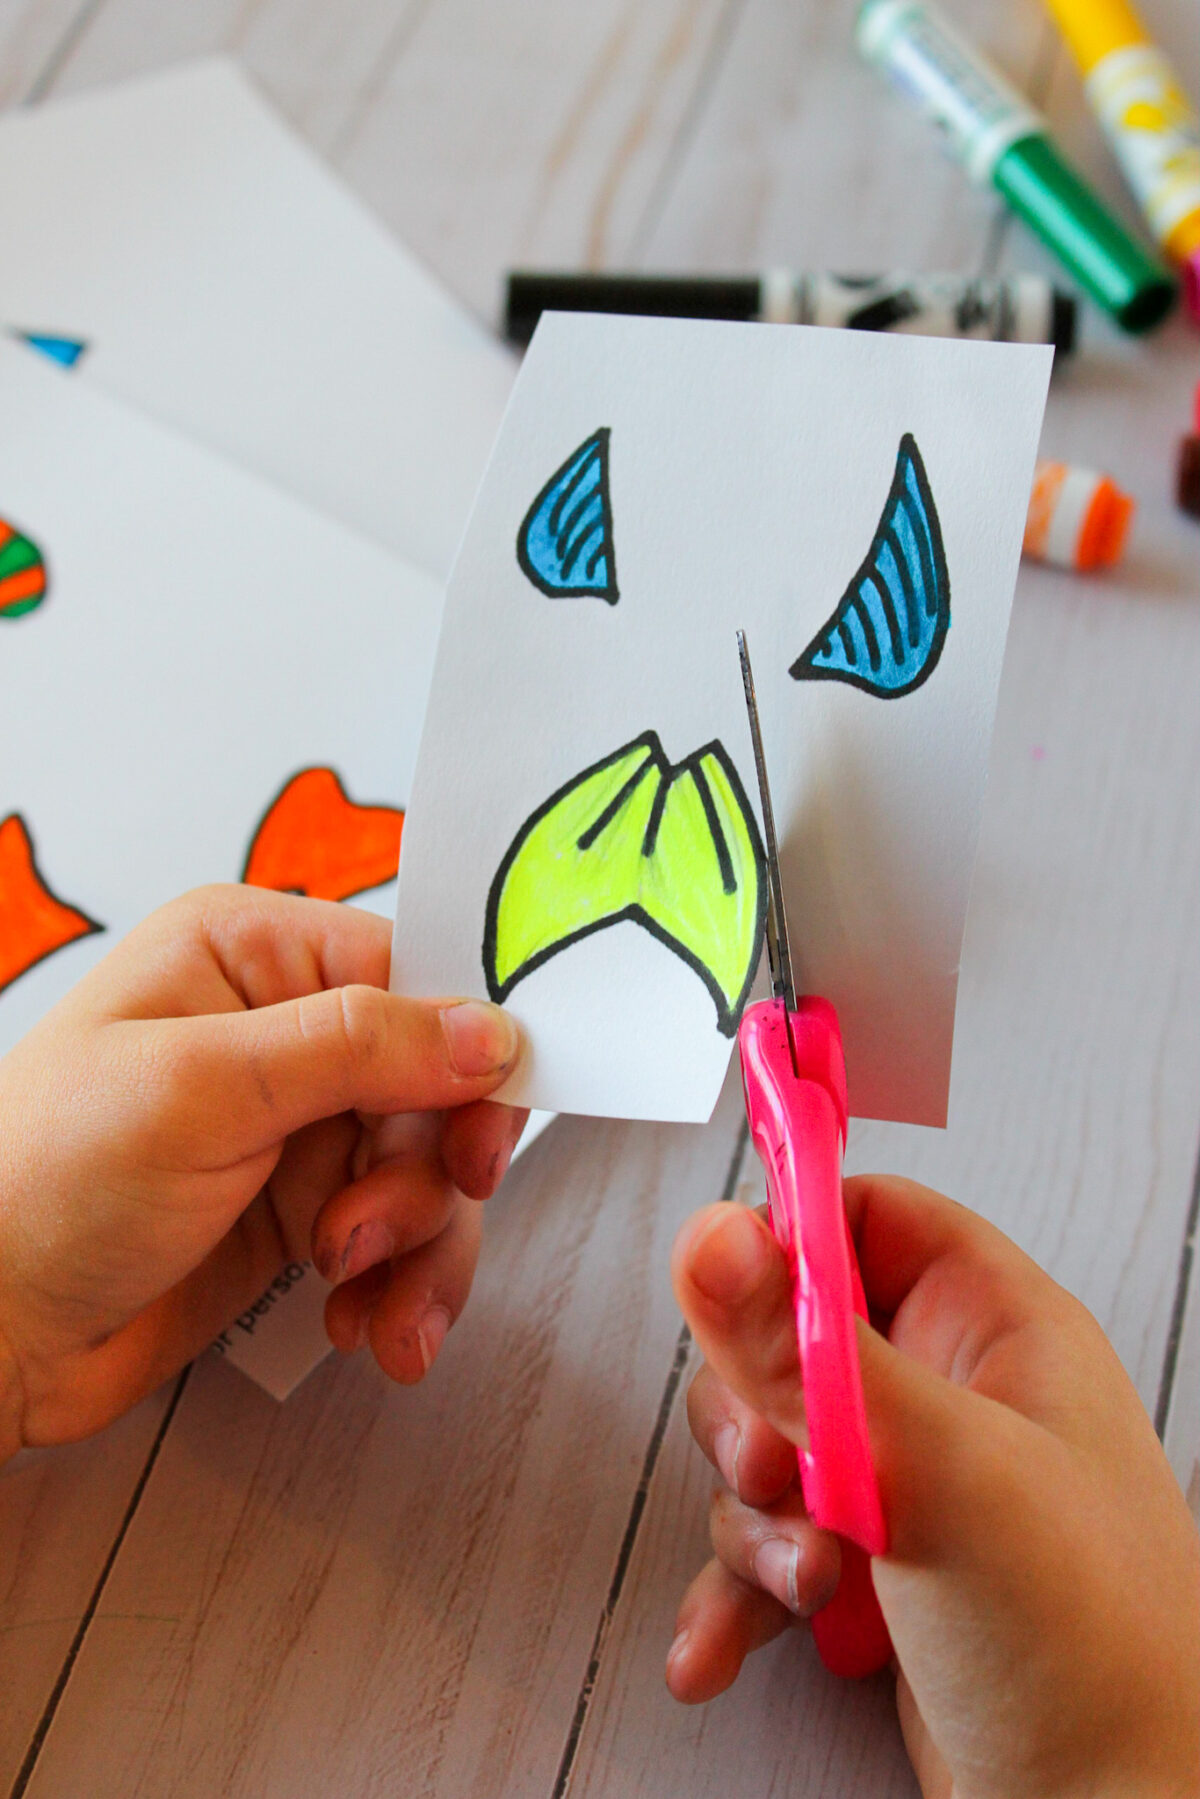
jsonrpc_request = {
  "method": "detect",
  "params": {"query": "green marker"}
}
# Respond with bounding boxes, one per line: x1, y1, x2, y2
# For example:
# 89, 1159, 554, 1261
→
857, 0, 1176, 332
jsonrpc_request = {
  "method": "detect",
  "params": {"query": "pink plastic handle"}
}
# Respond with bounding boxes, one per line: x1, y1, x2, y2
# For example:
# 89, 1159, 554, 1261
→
738, 995, 891, 1678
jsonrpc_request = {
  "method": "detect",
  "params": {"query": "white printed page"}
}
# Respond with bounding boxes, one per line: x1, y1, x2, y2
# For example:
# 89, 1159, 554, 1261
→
0, 60, 515, 579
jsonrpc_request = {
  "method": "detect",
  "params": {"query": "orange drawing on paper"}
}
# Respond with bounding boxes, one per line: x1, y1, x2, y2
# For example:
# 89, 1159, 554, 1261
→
242, 767, 404, 901
0, 814, 103, 994
0, 518, 48, 619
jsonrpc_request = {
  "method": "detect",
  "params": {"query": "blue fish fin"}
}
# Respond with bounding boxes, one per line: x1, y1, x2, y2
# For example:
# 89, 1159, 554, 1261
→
791, 433, 949, 697
517, 428, 618, 603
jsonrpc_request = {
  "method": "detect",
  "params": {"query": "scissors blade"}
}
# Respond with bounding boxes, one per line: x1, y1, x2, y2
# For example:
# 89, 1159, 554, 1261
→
736, 629, 797, 1015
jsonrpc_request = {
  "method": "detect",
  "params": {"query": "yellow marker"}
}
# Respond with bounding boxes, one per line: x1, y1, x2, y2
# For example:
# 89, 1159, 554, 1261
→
1043, 0, 1200, 316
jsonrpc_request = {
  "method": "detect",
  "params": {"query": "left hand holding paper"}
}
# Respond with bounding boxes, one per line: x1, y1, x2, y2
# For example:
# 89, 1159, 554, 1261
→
0, 886, 525, 1457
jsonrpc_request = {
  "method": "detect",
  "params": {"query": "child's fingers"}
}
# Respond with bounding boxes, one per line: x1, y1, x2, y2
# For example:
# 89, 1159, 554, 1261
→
671, 1197, 1047, 1570
708, 1483, 841, 1618
685, 1361, 798, 1507
845, 1175, 1102, 1432
310, 1153, 458, 1285
72, 885, 395, 1021
440, 1101, 531, 1201
262, 1112, 362, 1256
671, 1204, 808, 1448
143, 987, 521, 1160
365, 1195, 483, 1384
844, 1173, 1058, 1335
311, 1099, 528, 1285
666, 1557, 792, 1705
199, 886, 396, 1000
323, 1258, 391, 1356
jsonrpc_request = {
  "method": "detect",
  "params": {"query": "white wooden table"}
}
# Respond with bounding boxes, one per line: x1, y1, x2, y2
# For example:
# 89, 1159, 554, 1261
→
1, 2, 1197, 1794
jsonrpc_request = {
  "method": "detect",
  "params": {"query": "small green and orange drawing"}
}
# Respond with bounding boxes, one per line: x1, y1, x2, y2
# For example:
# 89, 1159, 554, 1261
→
242, 766, 404, 901
0, 518, 47, 620
484, 731, 766, 1036
0, 814, 103, 995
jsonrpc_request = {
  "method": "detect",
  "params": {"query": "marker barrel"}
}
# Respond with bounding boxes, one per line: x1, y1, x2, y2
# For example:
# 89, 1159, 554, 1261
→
857, 0, 1176, 331
1043, 0, 1200, 314
1024, 460, 1135, 569
504, 270, 1076, 351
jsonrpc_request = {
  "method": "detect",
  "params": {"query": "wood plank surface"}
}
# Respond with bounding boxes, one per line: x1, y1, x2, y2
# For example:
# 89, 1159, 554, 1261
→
636, 0, 1048, 272
334, 0, 742, 319
19, 0, 433, 150
22, 1096, 745, 1799
571, 1337, 919, 1799
0, 0, 93, 104
40, 0, 742, 323
0, 1390, 173, 1796
3, 0, 1198, 1793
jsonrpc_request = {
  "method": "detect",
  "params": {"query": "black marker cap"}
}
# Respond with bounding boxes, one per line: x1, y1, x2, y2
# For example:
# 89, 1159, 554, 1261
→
1050, 288, 1077, 358
505, 272, 763, 345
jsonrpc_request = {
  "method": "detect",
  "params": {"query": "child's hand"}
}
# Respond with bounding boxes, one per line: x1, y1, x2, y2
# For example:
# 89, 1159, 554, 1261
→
0, 886, 526, 1459
667, 1176, 1200, 1799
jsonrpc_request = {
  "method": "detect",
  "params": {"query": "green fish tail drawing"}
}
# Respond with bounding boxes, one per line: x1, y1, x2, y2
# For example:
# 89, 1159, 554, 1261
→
484, 731, 766, 1036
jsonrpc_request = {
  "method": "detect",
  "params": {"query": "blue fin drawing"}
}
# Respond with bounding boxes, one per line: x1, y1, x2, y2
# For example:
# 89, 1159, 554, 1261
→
517, 428, 618, 603
11, 331, 88, 369
790, 433, 949, 697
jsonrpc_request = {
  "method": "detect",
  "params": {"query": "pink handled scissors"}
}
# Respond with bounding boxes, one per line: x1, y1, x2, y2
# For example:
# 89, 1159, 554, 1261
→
734, 631, 891, 1680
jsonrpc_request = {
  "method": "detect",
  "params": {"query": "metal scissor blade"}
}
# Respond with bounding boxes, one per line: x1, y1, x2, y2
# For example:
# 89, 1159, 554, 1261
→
736, 630, 797, 1015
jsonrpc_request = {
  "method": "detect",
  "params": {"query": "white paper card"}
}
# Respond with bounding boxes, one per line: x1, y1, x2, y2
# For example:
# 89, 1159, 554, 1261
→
0, 339, 442, 1048
0, 60, 514, 578
393, 315, 1050, 1126
0, 341, 555, 1399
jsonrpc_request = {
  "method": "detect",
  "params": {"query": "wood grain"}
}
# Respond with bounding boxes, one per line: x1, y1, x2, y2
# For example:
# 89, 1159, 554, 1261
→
40, 0, 741, 322
569, 1343, 919, 1799
0, 1389, 172, 1795
0, 0, 94, 104
3, 0, 1198, 1792
33, 0, 431, 152
333, 0, 739, 319
23, 1094, 745, 1798
636, 0, 1043, 272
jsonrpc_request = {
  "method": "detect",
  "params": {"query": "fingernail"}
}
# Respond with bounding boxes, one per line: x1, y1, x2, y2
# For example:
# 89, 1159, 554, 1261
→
753, 1539, 801, 1614
418, 1305, 451, 1373
713, 1422, 741, 1495
667, 1627, 690, 1671
337, 1218, 395, 1285
440, 1000, 519, 1077
690, 1208, 774, 1306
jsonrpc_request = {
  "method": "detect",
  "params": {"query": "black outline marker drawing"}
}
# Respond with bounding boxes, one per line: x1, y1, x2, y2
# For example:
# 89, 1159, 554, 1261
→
791, 433, 950, 697
483, 730, 766, 1037
516, 427, 619, 603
